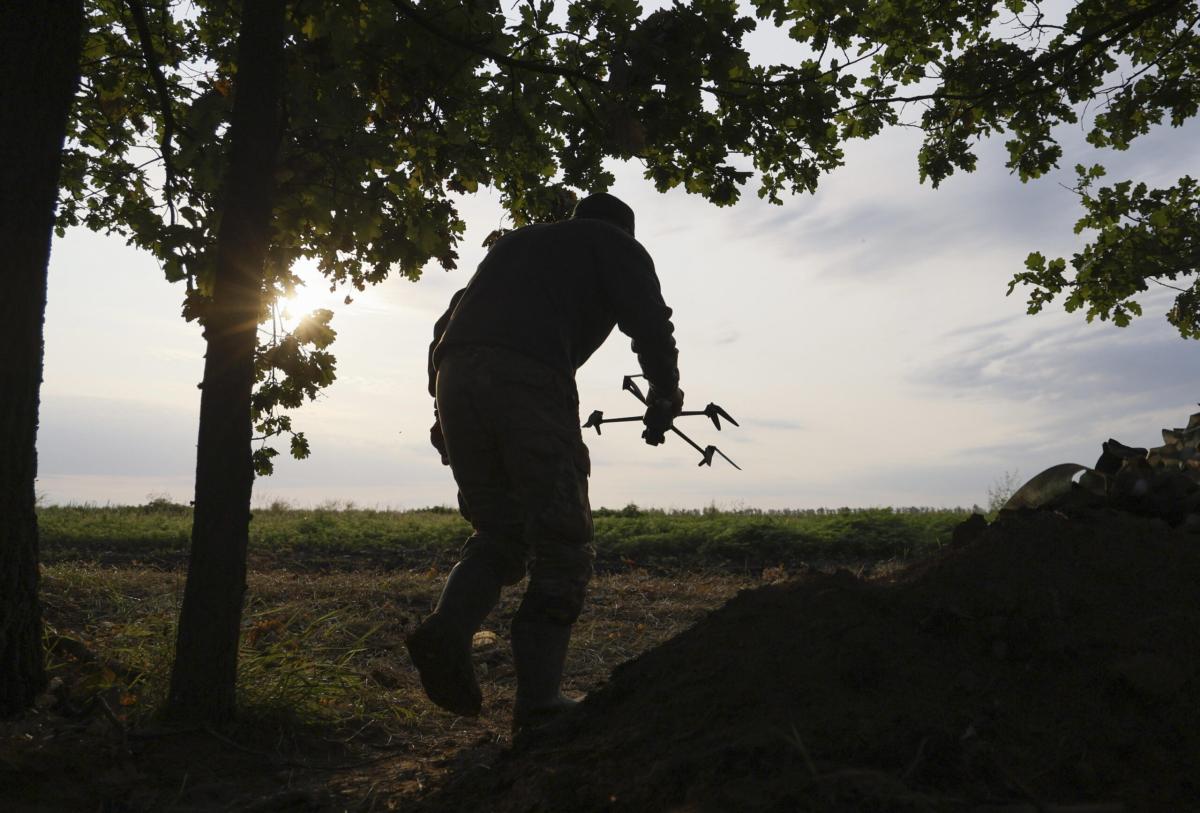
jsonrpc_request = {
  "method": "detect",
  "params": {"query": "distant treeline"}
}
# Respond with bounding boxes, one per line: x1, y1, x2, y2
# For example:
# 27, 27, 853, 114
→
37, 501, 975, 572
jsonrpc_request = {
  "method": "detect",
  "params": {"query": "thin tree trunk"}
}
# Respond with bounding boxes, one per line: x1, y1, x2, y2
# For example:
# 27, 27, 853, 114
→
166, 0, 287, 724
0, 0, 84, 717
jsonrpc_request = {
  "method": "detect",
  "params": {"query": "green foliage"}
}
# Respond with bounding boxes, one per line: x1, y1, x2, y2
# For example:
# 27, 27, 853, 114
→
592, 506, 965, 567
1012, 167, 1200, 337
38, 503, 969, 570
61, 0, 1200, 462
252, 307, 335, 474
985, 2, 1200, 336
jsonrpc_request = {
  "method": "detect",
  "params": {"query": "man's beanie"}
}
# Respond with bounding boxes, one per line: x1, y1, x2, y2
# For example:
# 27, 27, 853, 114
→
572, 192, 635, 237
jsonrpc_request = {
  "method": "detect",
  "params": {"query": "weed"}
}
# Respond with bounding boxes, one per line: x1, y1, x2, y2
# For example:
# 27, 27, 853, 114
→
987, 470, 1024, 516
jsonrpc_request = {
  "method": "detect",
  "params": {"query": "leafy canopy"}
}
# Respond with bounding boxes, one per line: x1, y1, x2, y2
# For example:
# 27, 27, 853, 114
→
62, 0, 1200, 467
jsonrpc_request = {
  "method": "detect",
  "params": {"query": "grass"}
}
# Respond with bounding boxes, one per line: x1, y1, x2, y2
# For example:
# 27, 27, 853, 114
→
35, 499, 975, 726
38, 502, 973, 571
19, 500, 972, 810
38, 563, 758, 732
40, 565, 435, 733
33, 501, 970, 736
592, 505, 968, 567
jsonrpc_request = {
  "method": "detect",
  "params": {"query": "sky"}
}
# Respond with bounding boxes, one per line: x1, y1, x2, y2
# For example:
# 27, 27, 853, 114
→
37, 20, 1200, 511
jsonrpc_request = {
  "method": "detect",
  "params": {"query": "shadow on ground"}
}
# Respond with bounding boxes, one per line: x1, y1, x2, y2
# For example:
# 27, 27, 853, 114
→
416, 509, 1200, 812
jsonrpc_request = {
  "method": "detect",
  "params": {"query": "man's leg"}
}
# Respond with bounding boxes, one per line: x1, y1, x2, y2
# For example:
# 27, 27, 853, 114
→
405, 529, 524, 716
406, 350, 527, 716
510, 546, 592, 733
504, 423, 595, 733
415, 346, 593, 727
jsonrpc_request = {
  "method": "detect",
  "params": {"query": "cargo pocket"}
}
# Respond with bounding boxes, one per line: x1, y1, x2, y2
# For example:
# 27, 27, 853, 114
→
510, 434, 590, 549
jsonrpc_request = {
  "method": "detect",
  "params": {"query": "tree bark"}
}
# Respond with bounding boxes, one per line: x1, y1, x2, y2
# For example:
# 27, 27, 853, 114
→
166, 0, 287, 724
0, 0, 84, 717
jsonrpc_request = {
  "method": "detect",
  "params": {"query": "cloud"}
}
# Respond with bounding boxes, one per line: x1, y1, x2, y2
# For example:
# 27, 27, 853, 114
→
746, 160, 1075, 281
837, 458, 1008, 508
35, 392, 454, 504
917, 302, 1197, 409
748, 417, 805, 431
907, 302, 1200, 484
738, 117, 1200, 285
38, 395, 198, 477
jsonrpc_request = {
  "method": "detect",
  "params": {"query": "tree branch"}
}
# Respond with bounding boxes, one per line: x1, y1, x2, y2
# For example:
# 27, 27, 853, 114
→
123, 0, 178, 227
387, 0, 603, 86
1094, 12, 1199, 99
565, 74, 604, 131
728, 44, 884, 90
838, 0, 1188, 114
1152, 277, 1189, 292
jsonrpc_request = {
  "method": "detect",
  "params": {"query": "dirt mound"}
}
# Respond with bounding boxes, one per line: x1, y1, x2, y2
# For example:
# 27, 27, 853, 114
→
422, 510, 1200, 811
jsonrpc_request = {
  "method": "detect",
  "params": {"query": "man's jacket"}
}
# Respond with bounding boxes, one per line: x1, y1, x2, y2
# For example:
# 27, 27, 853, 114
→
428, 218, 678, 396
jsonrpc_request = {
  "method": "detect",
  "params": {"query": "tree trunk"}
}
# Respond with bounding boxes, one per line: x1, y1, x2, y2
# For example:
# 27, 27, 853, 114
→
0, 0, 84, 718
166, 0, 287, 724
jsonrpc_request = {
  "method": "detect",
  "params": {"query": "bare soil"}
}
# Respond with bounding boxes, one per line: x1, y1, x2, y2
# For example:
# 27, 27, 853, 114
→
418, 509, 1200, 812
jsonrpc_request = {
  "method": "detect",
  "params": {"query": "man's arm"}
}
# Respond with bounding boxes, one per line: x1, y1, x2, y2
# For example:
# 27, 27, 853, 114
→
428, 288, 465, 464
600, 238, 684, 444
428, 288, 465, 397
602, 239, 679, 393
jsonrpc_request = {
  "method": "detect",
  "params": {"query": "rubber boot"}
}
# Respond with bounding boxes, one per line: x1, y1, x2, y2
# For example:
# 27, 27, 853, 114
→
405, 559, 502, 716
511, 619, 580, 735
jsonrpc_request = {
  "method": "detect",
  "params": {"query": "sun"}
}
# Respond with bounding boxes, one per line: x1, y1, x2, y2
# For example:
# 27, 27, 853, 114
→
272, 261, 385, 331
279, 280, 331, 320
276, 264, 341, 327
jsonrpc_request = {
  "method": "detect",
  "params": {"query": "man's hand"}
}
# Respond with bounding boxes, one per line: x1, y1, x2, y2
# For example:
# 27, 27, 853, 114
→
430, 416, 450, 465
642, 387, 684, 446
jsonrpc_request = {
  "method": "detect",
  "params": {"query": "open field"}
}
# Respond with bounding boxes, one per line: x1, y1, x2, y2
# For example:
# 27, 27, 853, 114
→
7, 503, 967, 811
38, 502, 971, 570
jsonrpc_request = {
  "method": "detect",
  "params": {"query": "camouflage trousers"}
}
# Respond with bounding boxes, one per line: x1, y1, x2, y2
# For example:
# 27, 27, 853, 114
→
436, 345, 595, 626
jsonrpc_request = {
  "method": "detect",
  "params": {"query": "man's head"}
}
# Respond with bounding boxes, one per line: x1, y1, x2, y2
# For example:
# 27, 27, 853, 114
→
572, 192, 635, 237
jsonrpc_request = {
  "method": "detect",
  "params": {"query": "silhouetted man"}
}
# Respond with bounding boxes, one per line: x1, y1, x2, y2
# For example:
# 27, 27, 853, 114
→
406, 192, 683, 732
